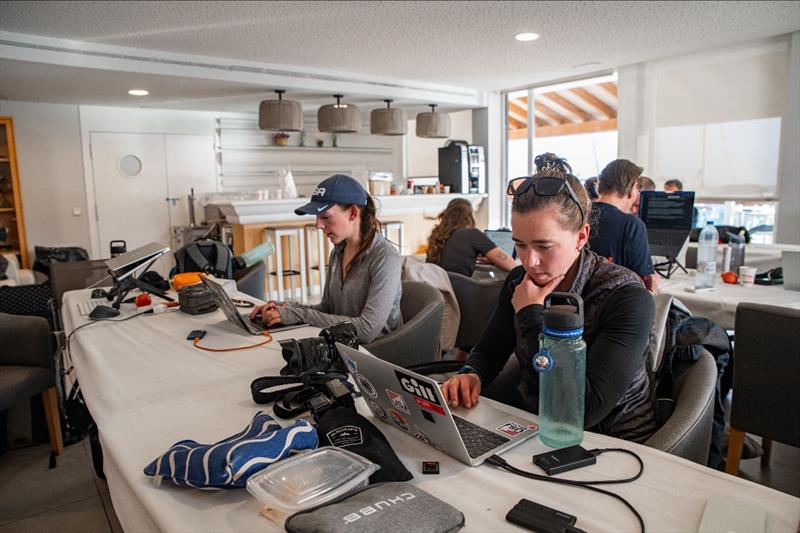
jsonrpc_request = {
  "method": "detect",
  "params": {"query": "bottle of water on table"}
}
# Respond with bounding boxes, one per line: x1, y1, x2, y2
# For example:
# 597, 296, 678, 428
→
695, 221, 719, 290
533, 293, 586, 449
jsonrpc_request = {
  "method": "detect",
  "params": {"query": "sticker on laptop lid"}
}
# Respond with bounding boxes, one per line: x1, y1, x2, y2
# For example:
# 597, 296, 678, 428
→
497, 421, 528, 437
394, 370, 445, 415
343, 355, 357, 373
367, 399, 387, 421
385, 389, 411, 414
413, 425, 444, 451
326, 425, 364, 448
420, 409, 435, 423
389, 409, 410, 432
355, 374, 377, 398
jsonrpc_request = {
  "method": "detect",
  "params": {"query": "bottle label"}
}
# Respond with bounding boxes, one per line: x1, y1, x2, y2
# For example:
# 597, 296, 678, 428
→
698, 260, 716, 274
542, 326, 584, 339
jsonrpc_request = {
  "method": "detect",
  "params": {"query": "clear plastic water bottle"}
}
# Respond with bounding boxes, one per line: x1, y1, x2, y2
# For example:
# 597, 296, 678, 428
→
532, 293, 586, 449
695, 222, 719, 290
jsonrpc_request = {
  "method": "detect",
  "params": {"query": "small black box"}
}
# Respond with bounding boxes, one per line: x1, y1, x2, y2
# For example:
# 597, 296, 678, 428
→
532, 445, 596, 475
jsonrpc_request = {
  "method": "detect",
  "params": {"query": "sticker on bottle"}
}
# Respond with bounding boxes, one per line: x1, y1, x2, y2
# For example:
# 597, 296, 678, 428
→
385, 389, 411, 414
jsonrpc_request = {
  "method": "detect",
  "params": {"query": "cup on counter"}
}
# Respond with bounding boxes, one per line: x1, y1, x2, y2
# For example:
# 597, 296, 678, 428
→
739, 266, 757, 287
257, 190, 270, 200
442, 185, 451, 194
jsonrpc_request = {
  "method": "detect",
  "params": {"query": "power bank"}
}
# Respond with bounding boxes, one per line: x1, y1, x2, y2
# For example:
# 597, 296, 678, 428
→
533, 445, 596, 475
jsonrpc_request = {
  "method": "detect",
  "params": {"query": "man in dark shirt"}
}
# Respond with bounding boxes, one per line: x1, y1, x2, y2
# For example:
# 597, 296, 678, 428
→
589, 159, 656, 290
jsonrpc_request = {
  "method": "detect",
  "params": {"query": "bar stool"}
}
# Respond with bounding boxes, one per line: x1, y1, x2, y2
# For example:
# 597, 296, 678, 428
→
381, 220, 405, 255
303, 225, 333, 296
264, 226, 307, 303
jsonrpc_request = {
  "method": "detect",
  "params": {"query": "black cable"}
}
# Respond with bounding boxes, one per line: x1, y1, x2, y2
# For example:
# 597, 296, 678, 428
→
485, 448, 646, 533
64, 310, 154, 374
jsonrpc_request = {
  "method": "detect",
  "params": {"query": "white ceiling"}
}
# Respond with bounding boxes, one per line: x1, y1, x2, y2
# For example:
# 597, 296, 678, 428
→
0, 0, 798, 111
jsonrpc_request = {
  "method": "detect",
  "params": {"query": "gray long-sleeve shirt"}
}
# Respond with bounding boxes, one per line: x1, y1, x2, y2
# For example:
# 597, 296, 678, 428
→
278, 232, 402, 343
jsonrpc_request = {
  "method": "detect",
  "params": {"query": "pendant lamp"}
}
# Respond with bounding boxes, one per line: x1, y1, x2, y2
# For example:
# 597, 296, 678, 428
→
370, 99, 407, 135
259, 89, 303, 131
415, 104, 450, 138
318, 94, 361, 133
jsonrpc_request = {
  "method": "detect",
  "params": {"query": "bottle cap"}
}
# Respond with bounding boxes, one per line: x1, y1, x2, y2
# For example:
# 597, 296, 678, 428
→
542, 292, 584, 331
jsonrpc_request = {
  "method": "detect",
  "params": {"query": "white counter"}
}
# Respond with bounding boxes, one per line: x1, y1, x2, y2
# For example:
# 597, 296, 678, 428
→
208, 193, 487, 224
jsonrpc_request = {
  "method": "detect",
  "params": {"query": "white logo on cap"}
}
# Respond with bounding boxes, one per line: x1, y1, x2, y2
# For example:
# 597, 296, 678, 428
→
312, 186, 326, 197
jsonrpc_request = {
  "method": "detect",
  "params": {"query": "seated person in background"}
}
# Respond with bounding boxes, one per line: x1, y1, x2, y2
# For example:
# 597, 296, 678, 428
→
426, 198, 516, 277
663, 178, 683, 192
589, 159, 657, 291
630, 175, 655, 216
250, 174, 402, 343
441, 160, 658, 443
583, 176, 600, 201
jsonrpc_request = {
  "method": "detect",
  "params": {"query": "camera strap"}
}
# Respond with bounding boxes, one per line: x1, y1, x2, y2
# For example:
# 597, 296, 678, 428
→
250, 372, 352, 419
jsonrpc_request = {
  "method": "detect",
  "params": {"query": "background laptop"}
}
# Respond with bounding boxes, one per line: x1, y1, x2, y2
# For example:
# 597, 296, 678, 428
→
484, 229, 516, 258
337, 343, 538, 466
639, 191, 695, 259
200, 276, 307, 335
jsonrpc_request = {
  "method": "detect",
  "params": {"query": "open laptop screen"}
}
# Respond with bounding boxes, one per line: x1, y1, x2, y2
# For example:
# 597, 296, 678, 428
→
484, 229, 515, 257
639, 191, 695, 230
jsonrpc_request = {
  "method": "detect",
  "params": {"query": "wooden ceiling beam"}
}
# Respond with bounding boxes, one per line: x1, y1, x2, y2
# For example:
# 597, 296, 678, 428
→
539, 92, 593, 122
599, 82, 618, 98
508, 116, 526, 129
569, 88, 615, 119
534, 100, 568, 125
535, 118, 617, 138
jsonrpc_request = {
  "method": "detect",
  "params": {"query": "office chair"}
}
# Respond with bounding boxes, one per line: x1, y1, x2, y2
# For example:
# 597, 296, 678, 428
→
725, 303, 800, 475
447, 271, 503, 351
365, 281, 444, 367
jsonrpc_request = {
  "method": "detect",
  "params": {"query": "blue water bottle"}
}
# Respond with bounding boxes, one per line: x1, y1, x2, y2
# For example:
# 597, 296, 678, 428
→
532, 293, 586, 449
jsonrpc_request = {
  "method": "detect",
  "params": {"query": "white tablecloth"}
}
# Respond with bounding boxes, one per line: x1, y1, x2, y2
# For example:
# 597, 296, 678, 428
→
659, 271, 800, 330
63, 289, 800, 532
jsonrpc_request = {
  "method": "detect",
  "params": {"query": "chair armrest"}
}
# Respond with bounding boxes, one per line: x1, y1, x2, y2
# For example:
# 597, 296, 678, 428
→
0, 312, 54, 369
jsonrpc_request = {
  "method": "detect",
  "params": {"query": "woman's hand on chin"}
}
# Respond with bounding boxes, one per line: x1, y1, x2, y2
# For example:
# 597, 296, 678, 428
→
511, 272, 565, 311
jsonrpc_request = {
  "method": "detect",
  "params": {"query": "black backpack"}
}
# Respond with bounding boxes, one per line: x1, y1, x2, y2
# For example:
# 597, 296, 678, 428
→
174, 239, 234, 279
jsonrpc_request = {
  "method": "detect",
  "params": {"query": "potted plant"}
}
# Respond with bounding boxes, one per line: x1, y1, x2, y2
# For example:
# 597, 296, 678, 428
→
273, 132, 290, 146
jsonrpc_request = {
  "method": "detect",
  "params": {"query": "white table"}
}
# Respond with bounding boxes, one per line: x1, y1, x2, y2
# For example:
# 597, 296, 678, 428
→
63, 289, 800, 532
659, 271, 800, 330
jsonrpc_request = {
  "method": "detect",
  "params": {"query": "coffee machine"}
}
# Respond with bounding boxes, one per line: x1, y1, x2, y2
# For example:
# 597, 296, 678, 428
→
438, 141, 486, 194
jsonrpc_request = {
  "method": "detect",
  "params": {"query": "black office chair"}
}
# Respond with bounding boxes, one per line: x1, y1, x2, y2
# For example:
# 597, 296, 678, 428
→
725, 303, 800, 475
447, 271, 503, 351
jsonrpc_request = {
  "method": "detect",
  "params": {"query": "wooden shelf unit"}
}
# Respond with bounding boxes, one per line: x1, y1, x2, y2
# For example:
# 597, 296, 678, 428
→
0, 117, 29, 268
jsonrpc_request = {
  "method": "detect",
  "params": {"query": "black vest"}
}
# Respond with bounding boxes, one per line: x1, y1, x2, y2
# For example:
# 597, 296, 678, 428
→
513, 248, 657, 443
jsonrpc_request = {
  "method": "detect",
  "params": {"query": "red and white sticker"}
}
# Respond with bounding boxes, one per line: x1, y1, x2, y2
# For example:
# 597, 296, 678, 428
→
389, 409, 410, 432
385, 389, 410, 414
497, 421, 528, 437
413, 396, 445, 415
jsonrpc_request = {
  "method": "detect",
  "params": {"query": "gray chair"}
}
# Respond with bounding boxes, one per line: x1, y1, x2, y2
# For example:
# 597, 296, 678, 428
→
645, 349, 716, 464
0, 312, 64, 458
365, 281, 444, 367
447, 271, 503, 350
234, 260, 266, 301
725, 303, 800, 475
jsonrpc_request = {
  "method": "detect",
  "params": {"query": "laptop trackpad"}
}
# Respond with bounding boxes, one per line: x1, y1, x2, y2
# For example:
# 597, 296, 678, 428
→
454, 400, 529, 435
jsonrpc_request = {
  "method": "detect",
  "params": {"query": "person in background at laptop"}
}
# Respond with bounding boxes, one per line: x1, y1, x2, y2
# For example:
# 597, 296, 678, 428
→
589, 159, 657, 291
630, 175, 655, 217
249, 174, 402, 343
663, 178, 699, 227
426, 198, 516, 277
442, 154, 658, 443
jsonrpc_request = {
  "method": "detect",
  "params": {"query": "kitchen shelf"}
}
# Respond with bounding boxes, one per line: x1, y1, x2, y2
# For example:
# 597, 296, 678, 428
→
0, 158, 10, 163
0, 207, 16, 213
0, 116, 28, 268
217, 145, 392, 154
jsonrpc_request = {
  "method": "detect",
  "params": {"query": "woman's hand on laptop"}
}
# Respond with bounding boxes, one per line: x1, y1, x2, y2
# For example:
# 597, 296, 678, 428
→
249, 303, 283, 327
442, 374, 481, 409
250, 301, 284, 319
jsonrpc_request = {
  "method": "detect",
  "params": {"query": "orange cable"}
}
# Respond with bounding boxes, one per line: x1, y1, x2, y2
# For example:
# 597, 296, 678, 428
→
193, 332, 273, 352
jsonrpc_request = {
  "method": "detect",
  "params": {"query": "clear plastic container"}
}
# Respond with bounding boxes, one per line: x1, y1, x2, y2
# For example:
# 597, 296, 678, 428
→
246, 447, 379, 522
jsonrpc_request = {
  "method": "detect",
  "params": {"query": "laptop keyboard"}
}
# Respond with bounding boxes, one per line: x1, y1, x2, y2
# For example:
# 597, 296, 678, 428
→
648, 229, 688, 246
76, 300, 104, 316
453, 415, 510, 458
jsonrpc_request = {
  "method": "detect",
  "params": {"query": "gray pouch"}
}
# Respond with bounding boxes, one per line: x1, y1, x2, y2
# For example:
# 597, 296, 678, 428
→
285, 482, 464, 533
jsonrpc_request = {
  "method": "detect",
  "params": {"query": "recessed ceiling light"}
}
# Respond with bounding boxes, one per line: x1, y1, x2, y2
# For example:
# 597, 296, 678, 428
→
128, 89, 149, 96
515, 33, 540, 42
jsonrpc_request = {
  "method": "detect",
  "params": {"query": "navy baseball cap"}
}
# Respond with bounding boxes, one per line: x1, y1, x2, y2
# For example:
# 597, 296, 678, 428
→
295, 174, 368, 215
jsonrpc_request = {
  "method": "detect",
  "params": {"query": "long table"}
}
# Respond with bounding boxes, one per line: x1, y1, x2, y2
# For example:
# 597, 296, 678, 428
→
63, 289, 800, 532
659, 271, 800, 330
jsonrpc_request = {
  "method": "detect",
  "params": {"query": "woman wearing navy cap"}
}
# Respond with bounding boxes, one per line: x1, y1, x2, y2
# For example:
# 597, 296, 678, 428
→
250, 174, 402, 344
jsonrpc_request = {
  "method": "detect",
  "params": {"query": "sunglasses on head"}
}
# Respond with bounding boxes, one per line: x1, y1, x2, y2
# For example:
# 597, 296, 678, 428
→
506, 175, 585, 224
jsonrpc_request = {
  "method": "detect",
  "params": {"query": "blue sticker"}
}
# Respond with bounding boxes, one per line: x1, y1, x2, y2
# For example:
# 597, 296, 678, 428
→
344, 355, 357, 373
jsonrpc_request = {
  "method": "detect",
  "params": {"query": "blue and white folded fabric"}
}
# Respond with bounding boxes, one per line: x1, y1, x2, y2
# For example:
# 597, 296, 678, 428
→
143, 411, 317, 489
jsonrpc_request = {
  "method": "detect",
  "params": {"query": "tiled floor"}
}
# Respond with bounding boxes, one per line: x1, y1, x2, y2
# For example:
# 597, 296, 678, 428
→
0, 440, 121, 533
0, 432, 797, 531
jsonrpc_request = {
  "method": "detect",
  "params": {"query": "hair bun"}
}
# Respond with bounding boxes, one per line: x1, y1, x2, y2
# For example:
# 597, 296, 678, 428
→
534, 152, 572, 174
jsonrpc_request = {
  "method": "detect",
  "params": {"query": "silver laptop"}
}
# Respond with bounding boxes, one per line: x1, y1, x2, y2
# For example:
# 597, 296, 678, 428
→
199, 276, 307, 335
336, 343, 539, 466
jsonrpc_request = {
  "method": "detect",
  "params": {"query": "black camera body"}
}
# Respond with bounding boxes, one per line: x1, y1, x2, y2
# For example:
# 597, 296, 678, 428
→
279, 322, 359, 375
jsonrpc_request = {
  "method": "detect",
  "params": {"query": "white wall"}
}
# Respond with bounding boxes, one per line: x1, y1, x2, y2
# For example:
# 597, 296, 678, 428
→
406, 110, 473, 177
776, 31, 800, 245
0, 100, 92, 260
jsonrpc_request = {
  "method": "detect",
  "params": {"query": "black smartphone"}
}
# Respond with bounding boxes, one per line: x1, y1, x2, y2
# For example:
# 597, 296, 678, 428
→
532, 445, 596, 475
186, 330, 207, 341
